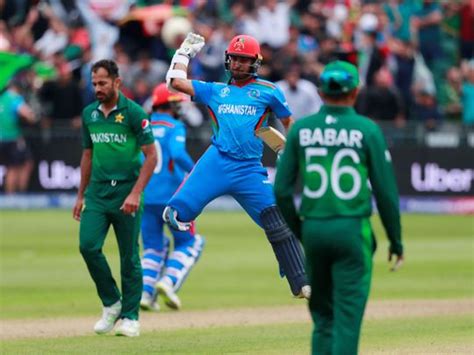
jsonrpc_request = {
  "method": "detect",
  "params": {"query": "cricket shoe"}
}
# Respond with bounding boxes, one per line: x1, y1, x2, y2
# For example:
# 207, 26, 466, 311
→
140, 291, 160, 312
94, 300, 121, 334
156, 280, 182, 310
295, 285, 311, 300
115, 318, 140, 337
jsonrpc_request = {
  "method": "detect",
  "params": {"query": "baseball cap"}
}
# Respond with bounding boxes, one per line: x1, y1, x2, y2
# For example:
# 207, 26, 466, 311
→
319, 60, 359, 95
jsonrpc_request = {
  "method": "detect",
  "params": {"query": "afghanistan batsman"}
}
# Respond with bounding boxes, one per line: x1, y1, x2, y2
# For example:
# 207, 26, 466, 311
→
73, 60, 157, 337
163, 33, 310, 299
140, 83, 204, 312
274, 60, 404, 354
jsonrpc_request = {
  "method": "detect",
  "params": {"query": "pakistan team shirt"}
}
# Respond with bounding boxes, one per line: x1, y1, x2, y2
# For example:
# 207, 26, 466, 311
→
81, 92, 154, 182
274, 105, 402, 254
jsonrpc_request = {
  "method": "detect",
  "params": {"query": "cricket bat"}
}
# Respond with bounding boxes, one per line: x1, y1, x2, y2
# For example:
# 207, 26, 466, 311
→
255, 126, 286, 153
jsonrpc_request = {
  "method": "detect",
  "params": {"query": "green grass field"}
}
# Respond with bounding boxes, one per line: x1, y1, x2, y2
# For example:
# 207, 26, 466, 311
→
1, 211, 473, 353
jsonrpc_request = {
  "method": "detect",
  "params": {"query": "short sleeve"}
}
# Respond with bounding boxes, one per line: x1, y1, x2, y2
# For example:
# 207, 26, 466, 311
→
130, 103, 154, 146
11, 94, 25, 116
81, 111, 92, 149
270, 86, 292, 118
192, 80, 214, 104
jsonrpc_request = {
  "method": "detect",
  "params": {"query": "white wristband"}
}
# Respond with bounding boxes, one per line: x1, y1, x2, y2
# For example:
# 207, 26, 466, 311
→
166, 69, 187, 80
173, 53, 190, 66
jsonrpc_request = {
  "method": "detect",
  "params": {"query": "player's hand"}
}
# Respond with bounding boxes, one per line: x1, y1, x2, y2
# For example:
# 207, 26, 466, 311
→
120, 192, 140, 216
176, 32, 205, 58
389, 252, 404, 272
72, 197, 84, 221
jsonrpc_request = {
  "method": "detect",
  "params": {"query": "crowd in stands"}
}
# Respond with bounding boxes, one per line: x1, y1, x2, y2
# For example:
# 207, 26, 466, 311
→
1, 0, 473, 133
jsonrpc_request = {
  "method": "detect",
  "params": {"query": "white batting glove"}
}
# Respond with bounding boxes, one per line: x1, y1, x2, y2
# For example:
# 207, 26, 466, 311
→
176, 32, 205, 58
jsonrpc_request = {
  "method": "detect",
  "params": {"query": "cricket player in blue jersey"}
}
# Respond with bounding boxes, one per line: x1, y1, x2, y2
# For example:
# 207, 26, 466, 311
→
162, 33, 310, 299
140, 83, 205, 311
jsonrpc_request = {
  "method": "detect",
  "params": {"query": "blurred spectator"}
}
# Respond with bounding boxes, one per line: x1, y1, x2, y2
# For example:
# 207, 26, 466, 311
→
194, 20, 230, 82
461, 61, 474, 126
413, 89, 442, 130
76, 0, 120, 62
356, 12, 386, 87
358, 29, 385, 87
440, 2, 461, 69
33, 5, 68, 60
388, 38, 415, 119
316, 36, 340, 65
383, 0, 415, 42
0, 80, 37, 193
439, 67, 462, 121
411, 0, 443, 75
356, 68, 405, 127
0, 20, 12, 50
459, 0, 474, 60
230, 1, 260, 39
276, 64, 322, 120
257, 0, 292, 49
125, 51, 167, 93
39, 59, 82, 129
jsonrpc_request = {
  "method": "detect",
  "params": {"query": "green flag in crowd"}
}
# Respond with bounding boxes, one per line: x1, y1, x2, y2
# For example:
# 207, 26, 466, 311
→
0, 51, 36, 92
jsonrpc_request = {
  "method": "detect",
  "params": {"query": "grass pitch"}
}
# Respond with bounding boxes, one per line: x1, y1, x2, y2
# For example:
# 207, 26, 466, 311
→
0, 210, 473, 353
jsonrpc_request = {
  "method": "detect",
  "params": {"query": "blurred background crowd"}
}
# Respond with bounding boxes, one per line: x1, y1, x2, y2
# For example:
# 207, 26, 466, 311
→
0, 0, 473, 193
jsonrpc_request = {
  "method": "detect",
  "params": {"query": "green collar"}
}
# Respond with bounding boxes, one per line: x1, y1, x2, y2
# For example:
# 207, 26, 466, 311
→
319, 104, 356, 115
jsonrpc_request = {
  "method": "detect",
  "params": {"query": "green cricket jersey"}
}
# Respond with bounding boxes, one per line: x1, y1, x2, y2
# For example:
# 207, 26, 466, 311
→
81, 92, 154, 182
274, 105, 402, 254
0, 90, 24, 142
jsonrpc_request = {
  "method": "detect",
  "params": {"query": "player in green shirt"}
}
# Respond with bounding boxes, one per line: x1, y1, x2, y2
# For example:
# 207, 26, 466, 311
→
274, 61, 404, 355
72, 60, 157, 337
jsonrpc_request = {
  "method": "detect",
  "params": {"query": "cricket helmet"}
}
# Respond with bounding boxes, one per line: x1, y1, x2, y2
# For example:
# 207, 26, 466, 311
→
151, 83, 188, 108
224, 35, 262, 75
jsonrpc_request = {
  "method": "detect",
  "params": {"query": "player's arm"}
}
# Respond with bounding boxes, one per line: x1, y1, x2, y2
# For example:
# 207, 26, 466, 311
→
166, 33, 205, 97
121, 143, 157, 214
366, 126, 404, 269
280, 116, 294, 133
273, 125, 302, 240
73, 148, 92, 221
271, 86, 293, 134
18, 102, 37, 124
170, 126, 194, 172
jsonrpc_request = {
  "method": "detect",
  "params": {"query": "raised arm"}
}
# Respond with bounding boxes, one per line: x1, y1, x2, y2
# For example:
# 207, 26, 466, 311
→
166, 33, 206, 97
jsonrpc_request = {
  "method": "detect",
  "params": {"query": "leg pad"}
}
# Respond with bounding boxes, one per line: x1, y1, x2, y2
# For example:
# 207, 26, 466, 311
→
261, 206, 308, 296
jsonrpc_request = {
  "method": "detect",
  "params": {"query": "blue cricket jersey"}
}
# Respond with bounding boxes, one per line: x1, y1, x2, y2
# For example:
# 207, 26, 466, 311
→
144, 112, 194, 205
192, 78, 292, 160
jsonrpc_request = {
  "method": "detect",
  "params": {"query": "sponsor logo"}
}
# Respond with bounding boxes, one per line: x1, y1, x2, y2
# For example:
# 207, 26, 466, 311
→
90, 133, 127, 143
220, 87, 230, 98
411, 163, 474, 192
217, 104, 257, 116
38, 160, 80, 189
142, 119, 150, 129
115, 113, 124, 123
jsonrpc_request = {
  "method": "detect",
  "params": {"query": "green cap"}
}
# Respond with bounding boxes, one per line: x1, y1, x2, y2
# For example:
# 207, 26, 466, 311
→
319, 60, 359, 95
